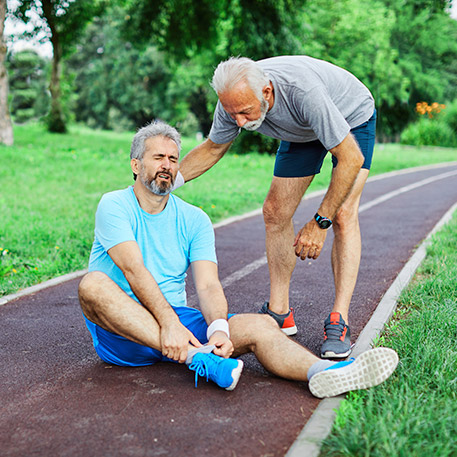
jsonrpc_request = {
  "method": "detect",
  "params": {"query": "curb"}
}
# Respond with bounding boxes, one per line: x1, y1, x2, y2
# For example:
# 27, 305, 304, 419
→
0, 269, 88, 306
285, 200, 457, 457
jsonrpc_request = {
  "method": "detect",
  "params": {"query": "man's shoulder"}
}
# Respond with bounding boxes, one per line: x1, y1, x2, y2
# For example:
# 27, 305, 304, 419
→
170, 194, 212, 225
99, 187, 133, 205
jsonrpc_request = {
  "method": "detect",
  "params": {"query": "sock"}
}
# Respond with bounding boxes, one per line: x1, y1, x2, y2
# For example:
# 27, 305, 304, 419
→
307, 360, 337, 380
185, 344, 216, 365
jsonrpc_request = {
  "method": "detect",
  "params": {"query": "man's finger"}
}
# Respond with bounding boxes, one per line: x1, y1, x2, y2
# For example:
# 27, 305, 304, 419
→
189, 333, 203, 348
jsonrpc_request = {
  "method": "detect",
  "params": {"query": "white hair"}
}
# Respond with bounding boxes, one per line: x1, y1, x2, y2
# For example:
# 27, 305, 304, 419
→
130, 120, 181, 161
211, 57, 269, 101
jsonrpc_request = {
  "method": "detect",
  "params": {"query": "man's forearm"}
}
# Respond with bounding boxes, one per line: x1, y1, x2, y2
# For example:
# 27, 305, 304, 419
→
318, 135, 364, 219
124, 267, 179, 327
179, 139, 232, 182
197, 282, 229, 325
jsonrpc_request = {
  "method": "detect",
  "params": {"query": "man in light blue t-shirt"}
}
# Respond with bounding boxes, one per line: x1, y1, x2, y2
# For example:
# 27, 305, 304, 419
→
78, 120, 398, 397
174, 56, 377, 359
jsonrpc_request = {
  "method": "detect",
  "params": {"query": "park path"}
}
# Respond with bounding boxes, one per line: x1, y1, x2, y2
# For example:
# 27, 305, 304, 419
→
1, 162, 457, 457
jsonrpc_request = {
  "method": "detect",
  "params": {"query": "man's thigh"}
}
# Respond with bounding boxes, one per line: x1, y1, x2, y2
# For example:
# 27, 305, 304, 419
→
274, 139, 328, 178
84, 306, 215, 367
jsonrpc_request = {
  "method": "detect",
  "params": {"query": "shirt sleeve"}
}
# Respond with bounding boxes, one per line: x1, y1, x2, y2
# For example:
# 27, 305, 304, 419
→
94, 193, 136, 252
188, 210, 217, 264
298, 86, 351, 151
208, 100, 241, 144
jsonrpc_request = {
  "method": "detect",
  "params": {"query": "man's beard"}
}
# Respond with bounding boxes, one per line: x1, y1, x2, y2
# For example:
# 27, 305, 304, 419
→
141, 171, 174, 196
242, 97, 269, 131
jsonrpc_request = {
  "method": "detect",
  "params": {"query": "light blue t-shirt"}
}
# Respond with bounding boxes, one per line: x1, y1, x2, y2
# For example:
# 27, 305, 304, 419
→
89, 187, 217, 307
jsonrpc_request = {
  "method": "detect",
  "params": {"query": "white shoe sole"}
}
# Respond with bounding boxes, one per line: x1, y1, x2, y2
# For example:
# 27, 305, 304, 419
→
225, 360, 244, 391
309, 347, 399, 398
282, 325, 298, 336
321, 347, 352, 359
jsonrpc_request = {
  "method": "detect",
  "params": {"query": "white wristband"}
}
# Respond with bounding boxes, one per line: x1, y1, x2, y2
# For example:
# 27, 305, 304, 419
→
207, 319, 230, 340
172, 170, 185, 191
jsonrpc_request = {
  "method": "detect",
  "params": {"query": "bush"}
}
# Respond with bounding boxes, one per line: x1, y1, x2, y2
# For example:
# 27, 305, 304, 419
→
400, 118, 456, 147
229, 130, 279, 155
442, 99, 457, 134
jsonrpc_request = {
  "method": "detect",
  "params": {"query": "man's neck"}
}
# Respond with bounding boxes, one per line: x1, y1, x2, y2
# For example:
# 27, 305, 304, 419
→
133, 182, 170, 215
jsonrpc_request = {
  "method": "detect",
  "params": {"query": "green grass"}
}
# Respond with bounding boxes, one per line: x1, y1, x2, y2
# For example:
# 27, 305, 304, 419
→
0, 122, 456, 296
320, 212, 457, 457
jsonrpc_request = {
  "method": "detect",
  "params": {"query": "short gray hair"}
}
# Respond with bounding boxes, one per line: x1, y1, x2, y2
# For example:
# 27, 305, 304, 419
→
130, 120, 181, 161
211, 57, 269, 101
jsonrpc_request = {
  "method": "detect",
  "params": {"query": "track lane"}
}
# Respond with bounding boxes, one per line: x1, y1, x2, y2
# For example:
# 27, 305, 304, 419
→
1, 162, 457, 457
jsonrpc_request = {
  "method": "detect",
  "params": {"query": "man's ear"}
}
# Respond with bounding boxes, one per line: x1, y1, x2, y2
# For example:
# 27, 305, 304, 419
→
263, 82, 273, 100
131, 158, 140, 175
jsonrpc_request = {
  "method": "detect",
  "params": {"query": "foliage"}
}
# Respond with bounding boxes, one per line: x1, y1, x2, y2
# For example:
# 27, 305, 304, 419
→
400, 99, 457, 147
377, 0, 457, 138
6, 49, 49, 123
400, 117, 456, 147
10, 0, 106, 132
65, 10, 177, 131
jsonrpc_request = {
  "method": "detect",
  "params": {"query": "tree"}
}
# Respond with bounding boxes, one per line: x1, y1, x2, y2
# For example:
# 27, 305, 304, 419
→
7, 49, 49, 123
0, 0, 13, 145
10, 0, 105, 132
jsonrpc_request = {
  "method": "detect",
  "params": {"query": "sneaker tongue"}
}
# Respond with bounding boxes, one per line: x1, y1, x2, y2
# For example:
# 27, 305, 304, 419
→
330, 312, 342, 325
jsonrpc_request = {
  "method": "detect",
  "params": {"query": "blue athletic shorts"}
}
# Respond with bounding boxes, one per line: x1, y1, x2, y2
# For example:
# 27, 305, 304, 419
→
84, 307, 235, 367
274, 109, 377, 178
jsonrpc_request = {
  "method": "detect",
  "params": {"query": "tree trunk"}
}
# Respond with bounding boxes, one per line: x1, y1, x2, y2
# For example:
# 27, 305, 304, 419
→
0, 0, 13, 146
42, 0, 66, 133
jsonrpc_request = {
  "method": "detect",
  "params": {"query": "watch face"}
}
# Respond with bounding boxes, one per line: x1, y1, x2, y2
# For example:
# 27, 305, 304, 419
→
320, 219, 332, 229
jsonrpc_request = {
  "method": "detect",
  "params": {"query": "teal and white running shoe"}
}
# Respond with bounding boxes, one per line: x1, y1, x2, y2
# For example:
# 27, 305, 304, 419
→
309, 347, 399, 398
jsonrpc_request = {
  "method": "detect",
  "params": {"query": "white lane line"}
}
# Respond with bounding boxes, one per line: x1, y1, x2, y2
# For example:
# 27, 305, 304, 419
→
219, 167, 457, 289
220, 256, 267, 289
359, 169, 457, 213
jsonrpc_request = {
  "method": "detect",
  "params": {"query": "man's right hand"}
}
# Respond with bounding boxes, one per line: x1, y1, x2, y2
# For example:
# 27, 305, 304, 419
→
160, 320, 202, 363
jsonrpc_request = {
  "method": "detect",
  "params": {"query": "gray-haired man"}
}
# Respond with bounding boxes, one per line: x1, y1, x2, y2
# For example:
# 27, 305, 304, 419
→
79, 120, 397, 397
175, 56, 377, 358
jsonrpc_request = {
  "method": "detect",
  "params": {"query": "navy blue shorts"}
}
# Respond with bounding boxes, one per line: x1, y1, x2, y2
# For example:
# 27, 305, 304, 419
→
84, 307, 235, 367
274, 109, 377, 178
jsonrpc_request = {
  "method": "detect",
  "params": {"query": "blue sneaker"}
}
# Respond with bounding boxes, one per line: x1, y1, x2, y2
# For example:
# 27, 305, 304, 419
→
309, 347, 399, 398
189, 353, 244, 391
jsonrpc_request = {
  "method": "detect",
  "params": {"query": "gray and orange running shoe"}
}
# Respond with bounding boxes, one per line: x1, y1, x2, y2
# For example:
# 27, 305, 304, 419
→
321, 312, 351, 359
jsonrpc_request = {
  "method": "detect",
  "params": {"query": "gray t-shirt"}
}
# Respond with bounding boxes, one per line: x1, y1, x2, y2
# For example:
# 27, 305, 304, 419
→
208, 55, 375, 150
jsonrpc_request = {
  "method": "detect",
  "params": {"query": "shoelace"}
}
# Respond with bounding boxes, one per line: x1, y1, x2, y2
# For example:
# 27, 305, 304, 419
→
189, 356, 217, 388
324, 321, 347, 339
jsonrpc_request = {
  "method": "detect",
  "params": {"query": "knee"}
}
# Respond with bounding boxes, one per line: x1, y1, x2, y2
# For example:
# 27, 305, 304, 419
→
78, 271, 109, 315
263, 197, 290, 229
231, 313, 281, 352
333, 204, 359, 235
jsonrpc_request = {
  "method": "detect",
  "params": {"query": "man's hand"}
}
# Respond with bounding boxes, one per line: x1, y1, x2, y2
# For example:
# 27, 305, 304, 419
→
293, 219, 328, 260
208, 331, 234, 359
160, 320, 202, 363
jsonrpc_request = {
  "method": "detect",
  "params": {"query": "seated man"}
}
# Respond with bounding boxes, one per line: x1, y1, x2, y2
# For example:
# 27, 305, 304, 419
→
79, 120, 398, 398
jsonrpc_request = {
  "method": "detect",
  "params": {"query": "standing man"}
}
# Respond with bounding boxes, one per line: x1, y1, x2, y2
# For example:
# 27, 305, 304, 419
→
174, 56, 377, 359
79, 120, 398, 398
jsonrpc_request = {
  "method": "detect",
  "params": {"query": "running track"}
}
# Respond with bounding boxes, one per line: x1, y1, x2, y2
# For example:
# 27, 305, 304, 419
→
1, 162, 457, 457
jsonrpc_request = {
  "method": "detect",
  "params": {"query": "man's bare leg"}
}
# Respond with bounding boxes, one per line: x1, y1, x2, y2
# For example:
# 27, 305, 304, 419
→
78, 271, 164, 349
228, 313, 399, 398
263, 176, 314, 315
229, 314, 320, 380
330, 168, 370, 323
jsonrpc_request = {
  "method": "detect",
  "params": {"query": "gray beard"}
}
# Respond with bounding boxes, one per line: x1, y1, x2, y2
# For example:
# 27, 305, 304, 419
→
142, 173, 174, 196
242, 98, 269, 131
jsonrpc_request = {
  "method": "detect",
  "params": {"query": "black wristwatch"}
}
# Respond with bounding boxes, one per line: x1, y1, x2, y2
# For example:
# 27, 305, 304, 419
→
314, 212, 332, 229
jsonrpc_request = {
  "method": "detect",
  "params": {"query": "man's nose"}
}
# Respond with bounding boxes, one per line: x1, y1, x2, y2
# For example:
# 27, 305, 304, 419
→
235, 115, 247, 127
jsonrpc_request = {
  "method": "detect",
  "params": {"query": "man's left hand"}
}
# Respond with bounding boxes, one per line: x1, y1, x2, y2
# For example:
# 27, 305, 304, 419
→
293, 219, 328, 260
209, 331, 234, 359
